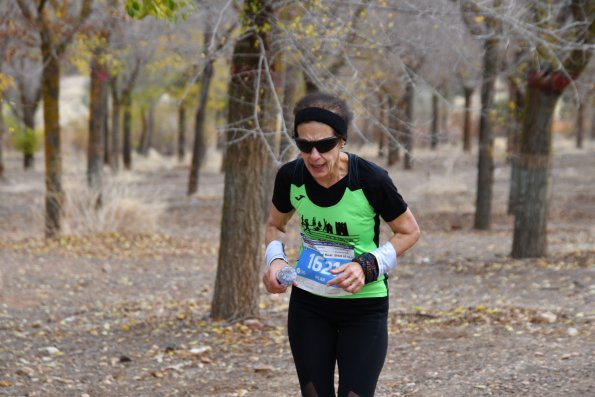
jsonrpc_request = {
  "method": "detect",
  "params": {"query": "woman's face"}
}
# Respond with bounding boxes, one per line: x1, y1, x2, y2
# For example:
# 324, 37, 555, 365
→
295, 121, 343, 184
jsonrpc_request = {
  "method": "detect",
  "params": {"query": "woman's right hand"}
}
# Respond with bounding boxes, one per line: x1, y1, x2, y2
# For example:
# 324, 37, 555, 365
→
263, 259, 291, 294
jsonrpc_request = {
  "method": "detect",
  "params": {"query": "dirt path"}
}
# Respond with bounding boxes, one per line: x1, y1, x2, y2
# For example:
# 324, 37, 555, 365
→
0, 141, 593, 396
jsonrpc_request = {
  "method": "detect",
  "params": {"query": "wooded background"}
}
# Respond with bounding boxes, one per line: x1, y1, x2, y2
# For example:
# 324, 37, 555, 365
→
0, 0, 593, 321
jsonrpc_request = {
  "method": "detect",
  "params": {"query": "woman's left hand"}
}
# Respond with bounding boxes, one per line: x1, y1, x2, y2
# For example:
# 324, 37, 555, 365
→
327, 262, 365, 294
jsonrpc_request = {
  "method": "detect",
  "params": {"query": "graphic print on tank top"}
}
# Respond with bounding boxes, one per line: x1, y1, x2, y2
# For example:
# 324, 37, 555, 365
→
289, 155, 385, 298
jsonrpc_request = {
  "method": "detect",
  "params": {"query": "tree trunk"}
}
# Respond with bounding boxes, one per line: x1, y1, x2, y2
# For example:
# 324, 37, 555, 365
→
103, 93, 110, 166
378, 94, 387, 158
188, 59, 214, 195
122, 93, 132, 170
591, 101, 595, 141
138, 103, 155, 156
280, 61, 299, 161
87, 48, 107, 191
211, 0, 272, 321
512, 88, 560, 258
24, 153, 34, 169
121, 62, 140, 171
473, 37, 499, 230
387, 95, 400, 166
110, 81, 120, 172
402, 77, 414, 170
462, 86, 473, 152
431, 90, 439, 150
575, 100, 584, 149
146, 104, 155, 154
0, 99, 4, 179
138, 106, 148, 155
18, 78, 40, 170
440, 90, 448, 141
507, 79, 524, 215
177, 103, 186, 163
41, 35, 64, 238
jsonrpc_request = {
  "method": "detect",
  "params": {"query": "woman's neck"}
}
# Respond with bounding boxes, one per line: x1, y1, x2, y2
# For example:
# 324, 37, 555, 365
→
314, 152, 349, 188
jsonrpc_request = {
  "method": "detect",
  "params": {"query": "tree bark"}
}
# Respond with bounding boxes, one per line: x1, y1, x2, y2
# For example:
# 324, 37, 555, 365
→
18, 81, 40, 170
507, 79, 524, 215
512, 88, 559, 258
87, 47, 108, 191
440, 90, 448, 141
473, 36, 499, 230
387, 95, 400, 166
378, 94, 387, 158
110, 79, 121, 172
188, 58, 214, 195
122, 93, 132, 170
41, 34, 64, 238
591, 101, 595, 141
280, 61, 299, 161
141, 103, 155, 155
121, 63, 140, 171
0, 99, 5, 180
177, 103, 186, 163
103, 93, 110, 166
402, 78, 414, 170
462, 85, 473, 152
211, 0, 272, 322
138, 105, 148, 155
575, 100, 584, 149
431, 90, 439, 150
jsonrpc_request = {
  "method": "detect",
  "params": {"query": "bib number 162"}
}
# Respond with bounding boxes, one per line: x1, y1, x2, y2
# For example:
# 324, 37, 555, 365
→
306, 253, 341, 275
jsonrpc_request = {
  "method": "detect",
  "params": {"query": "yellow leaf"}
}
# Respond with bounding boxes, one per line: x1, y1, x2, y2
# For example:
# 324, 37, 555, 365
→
0, 380, 11, 387
475, 15, 485, 24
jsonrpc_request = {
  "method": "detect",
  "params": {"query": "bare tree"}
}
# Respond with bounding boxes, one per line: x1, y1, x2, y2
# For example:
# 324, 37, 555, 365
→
15, 0, 93, 237
188, 2, 237, 195
456, 0, 504, 230
211, 0, 274, 321
87, 0, 121, 190
187, 28, 213, 195
512, 0, 593, 258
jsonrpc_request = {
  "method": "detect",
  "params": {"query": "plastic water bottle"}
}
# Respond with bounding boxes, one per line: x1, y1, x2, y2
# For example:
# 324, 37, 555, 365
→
276, 266, 297, 287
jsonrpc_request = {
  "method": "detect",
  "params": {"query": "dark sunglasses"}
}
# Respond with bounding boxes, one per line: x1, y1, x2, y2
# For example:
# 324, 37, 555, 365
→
294, 136, 340, 153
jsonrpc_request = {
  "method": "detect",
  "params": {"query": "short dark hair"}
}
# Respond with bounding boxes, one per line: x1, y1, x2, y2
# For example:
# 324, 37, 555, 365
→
293, 92, 353, 134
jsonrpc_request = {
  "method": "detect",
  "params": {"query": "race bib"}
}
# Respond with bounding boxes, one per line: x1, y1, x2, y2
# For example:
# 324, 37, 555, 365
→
295, 233, 354, 296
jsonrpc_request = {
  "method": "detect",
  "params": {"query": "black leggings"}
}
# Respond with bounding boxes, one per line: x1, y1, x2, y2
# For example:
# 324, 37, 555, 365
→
288, 287, 389, 397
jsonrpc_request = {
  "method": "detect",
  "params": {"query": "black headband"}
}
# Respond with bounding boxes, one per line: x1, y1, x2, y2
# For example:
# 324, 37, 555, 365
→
294, 107, 348, 138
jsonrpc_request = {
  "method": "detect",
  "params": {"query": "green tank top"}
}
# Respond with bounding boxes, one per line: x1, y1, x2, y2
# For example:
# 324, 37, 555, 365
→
289, 155, 388, 299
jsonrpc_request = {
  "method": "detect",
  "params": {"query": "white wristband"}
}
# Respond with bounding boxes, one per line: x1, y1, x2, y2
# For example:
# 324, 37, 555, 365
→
265, 240, 288, 269
370, 242, 397, 275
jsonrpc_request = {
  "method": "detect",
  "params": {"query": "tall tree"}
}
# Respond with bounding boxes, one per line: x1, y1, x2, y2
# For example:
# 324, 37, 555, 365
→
0, 5, 13, 179
188, 9, 237, 195
187, 29, 213, 195
512, 0, 593, 258
0, 98, 4, 180
457, 0, 503, 230
2, 3, 41, 170
431, 89, 439, 150
11, 55, 42, 169
88, 33, 110, 192
120, 61, 140, 170
401, 72, 416, 170
211, 0, 273, 321
15, 0, 92, 237
506, 76, 525, 215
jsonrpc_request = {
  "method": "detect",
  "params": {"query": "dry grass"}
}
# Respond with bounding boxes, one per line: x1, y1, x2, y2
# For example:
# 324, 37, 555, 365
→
59, 177, 166, 236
